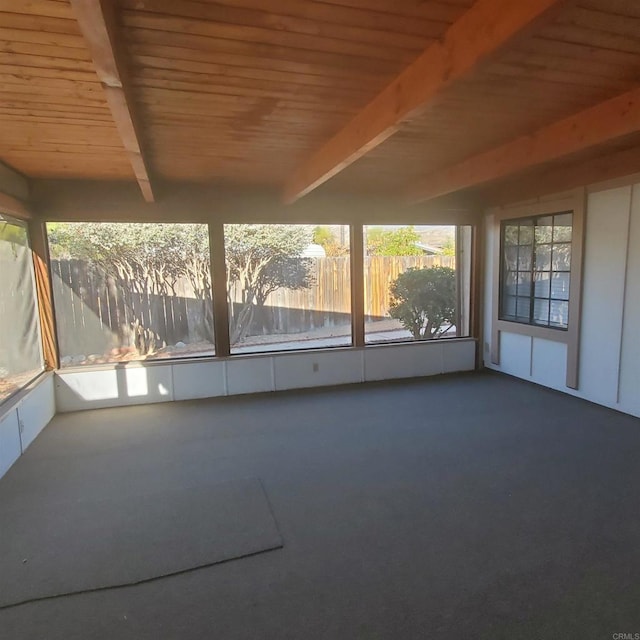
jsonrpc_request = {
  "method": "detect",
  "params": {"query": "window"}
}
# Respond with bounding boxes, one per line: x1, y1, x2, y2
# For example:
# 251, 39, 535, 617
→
225, 224, 351, 353
500, 212, 572, 330
0, 216, 43, 403
47, 223, 214, 367
363, 225, 471, 343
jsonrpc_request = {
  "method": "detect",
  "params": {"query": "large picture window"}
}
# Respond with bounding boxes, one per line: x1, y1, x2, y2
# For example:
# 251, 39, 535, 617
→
363, 225, 470, 343
225, 224, 351, 353
0, 215, 43, 403
47, 223, 215, 367
500, 212, 572, 330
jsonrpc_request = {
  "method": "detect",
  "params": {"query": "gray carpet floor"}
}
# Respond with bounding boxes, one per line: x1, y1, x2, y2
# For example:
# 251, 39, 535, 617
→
0, 477, 282, 608
0, 371, 639, 639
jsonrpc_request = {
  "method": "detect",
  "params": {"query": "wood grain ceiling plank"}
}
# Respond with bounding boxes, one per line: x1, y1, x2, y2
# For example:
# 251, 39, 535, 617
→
0, 115, 121, 128
0, 103, 112, 115
121, 0, 434, 49
0, 0, 77, 20
0, 11, 80, 34
132, 78, 369, 109
128, 52, 385, 91
0, 26, 88, 49
497, 49, 640, 84
0, 63, 102, 82
121, 0, 452, 37
540, 23, 640, 54
133, 66, 371, 98
124, 28, 405, 77
311, 0, 471, 23
134, 85, 360, 113
1, 79, 105, 97
517, 35, 640, 68
1, 93, 112, 108
578, 0, 640, 19
0, 52, 96, 72
557, 5, 640, 38
121, 11, 419, 62
484, 61, 632, 91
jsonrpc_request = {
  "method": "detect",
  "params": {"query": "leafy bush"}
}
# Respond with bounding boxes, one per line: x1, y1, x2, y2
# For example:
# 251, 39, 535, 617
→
388, 266, 456, 339
366, 226, 422, 256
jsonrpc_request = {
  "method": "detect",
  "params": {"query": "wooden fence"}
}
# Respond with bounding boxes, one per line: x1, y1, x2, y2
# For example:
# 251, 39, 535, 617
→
239, 255, 454, 324
52, 255, 454, 356
51, 259, 211, 358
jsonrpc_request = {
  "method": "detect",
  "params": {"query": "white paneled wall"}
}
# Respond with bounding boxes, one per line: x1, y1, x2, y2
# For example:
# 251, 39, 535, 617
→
578, 187, 631, 405
619, 187, 640, 415
227, 358, 272, 396
55, 339, 477, 412
0, 410, 21, 479
0, 374, 56, 478
172, 360, 226, 401
274, 349, 363, 391
17, 374, 56, 450
485, 183, 640, 417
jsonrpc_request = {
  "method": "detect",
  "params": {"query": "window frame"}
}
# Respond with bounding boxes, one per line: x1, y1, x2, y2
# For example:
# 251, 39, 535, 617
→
36, 211, 480, 373
490, 189, 586, 389
361, 223, 471, 345
222, 222, 354, 355
499, 211, 573, 331
45, 221, 217, 369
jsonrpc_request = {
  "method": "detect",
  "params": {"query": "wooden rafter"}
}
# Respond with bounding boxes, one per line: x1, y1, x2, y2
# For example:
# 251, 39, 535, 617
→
70, 0, 154, 202
283, 0, 569, 203
483, 145, 640, 206
406, 86, 640, 204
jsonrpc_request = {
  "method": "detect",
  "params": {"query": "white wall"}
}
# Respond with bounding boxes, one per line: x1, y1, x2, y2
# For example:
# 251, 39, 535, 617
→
54, 339, 477, 412
0, 374, 56, 479
484, 183, 640, 417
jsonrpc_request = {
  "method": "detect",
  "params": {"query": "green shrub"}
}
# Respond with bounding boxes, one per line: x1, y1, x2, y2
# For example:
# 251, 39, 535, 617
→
389, 266, 456, 339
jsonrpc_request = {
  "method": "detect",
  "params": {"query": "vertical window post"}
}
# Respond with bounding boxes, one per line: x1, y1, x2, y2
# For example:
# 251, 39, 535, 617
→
470, 222, 484, 370
454, 225, 463, 338
350, 224, 365, 347
209, 221, 230, 358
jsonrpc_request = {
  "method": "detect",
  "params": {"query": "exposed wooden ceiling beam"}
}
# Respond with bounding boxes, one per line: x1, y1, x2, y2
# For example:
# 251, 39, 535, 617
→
70, 0, 154, 202
283, 0, 569, 204
406, 86, 640, 204
482, 145, 640, 207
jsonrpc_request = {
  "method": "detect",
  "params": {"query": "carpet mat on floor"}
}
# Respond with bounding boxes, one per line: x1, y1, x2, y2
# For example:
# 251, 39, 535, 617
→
0, 477, 282, 608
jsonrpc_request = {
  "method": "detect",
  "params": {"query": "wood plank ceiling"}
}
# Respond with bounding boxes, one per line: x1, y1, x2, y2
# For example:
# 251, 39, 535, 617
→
0, 0, 134, 179
1, 0, 640, 203
120, 0, 472, 185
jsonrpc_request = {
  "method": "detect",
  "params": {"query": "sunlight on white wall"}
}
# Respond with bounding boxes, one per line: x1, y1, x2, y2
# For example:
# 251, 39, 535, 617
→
125, 368, 149, 398
65, 370, 120, 401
